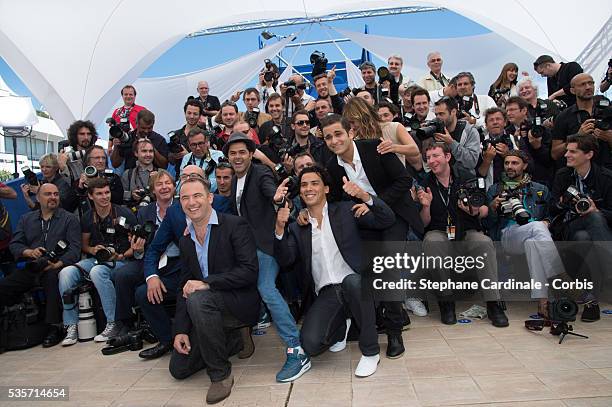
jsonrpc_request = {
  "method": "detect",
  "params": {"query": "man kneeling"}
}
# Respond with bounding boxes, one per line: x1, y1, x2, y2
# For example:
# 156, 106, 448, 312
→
274, 166, 395, 377
169, 175, 259, 404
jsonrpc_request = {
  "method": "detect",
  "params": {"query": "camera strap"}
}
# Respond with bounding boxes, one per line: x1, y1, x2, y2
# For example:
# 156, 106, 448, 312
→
40, 217, 52, 248
435, 176, 455, 238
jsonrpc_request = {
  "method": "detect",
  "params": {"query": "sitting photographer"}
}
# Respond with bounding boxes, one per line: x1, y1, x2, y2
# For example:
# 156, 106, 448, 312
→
58, 177, 137, 346
21, 153, 78, 213
110, 109, 169, 172
505, 96, 554, 187
58, 120, 97, 187
121, 138, 157, 207
314, 67, 344, 115
550, 134, 612, 321
416, 141, 508, 327
432, 96, 481, 176
178, 126, 224, 192
113, 169, 181, 359
168, 99, 205, 167
77, 146, 124, 208
487, 150, 565, 317
0, 183, 81, 348
551, 73, 612, 170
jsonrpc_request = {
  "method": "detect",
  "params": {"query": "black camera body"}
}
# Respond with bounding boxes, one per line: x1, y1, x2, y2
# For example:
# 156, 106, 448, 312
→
402, 113, 422, 132
564, 186, 591, 214
106, 118, 131, 144
457, 178, 487, 208
84, 166, 114, 179
283, 80, 297, 98
21, 166, 39, 187
167, 131, 183, 154
482, 133, 512, 151
593, 98, 612, 131
245, 108, 260, 129
116, 216, 158, 243
20, 240, 69, 273
415, 118, 445, 140
310, 51, 328, 77
548, 298, 578, 322
498, 189, 530, 225
457, 95, 474, 115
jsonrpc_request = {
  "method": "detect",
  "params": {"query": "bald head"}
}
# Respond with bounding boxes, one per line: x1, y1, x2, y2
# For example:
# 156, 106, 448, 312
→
570, 73, 594, 87
182, 165, 205, 178
570, 73, 595, 100
37, 183, 60, 211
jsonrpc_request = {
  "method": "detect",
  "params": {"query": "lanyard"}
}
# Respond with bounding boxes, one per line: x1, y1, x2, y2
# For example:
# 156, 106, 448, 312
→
134, 168, 151, 190
40, 218, 51, 247
189, 154, 208, 169
436, 176, 454, 226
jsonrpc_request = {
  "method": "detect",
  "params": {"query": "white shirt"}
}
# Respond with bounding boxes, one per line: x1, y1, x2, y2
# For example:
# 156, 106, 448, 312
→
236, 175, 246, 216
337, 142, 377, 197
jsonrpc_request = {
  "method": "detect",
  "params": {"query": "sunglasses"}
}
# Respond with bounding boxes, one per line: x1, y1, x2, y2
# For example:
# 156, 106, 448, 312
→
294, 120, 310, 126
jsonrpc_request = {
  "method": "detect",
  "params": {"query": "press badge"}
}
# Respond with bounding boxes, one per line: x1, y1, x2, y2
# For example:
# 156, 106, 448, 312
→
158, 253, 168, 269
446, 225, 456, 241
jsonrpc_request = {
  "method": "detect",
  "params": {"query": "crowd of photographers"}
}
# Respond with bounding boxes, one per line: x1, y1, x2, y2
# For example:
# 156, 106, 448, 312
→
1, 50, 611, 404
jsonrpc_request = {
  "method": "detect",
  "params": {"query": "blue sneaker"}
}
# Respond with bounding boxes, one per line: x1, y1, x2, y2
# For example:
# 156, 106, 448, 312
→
276, 347, 311, 382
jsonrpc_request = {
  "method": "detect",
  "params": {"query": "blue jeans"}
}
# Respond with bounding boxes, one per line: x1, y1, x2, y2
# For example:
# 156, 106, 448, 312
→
58, 258, 126, 325
256, 250, 300, 348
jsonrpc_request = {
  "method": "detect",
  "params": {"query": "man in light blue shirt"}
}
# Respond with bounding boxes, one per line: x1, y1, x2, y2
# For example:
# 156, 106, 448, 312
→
179, 127, 224, 191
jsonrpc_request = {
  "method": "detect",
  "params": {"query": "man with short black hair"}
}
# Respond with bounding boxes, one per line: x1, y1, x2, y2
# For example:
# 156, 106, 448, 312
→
314, 67, 344, 114
239, 88, 272, 131
411, 88, 435, 123
0, 183, 81, 348
291, 110, 333, 166
179, 126, 224, 190
121, 138, 157, 206
377, 101, 399, 123
359, 61, 382, 104
534, 55, 583, 106
169, 99, 204, 166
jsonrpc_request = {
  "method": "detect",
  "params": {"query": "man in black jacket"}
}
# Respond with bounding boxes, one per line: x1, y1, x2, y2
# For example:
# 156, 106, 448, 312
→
551, 134, 612, 321
169, 176, 259, 404
534, 55, 583, 107
321, 114, 424, 358
274, 166, 395, 377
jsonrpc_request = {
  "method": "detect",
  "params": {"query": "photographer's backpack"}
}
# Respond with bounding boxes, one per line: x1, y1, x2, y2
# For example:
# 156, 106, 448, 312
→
0, 293, 47, 353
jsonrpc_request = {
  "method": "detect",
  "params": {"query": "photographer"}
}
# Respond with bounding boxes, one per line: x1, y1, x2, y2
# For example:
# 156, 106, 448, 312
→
274, 166, 395, 378
110, 85, 145, 139
385, 54, 407, 106
113, 170, 180, 359
416, 141, 508, 327
550, 134, 612, 321
488, 63, 519, 108
517, 77, 559, 125
278, 74, 314, 117
551, 73, 612, 169
194, 81, 221, 125
257, 59, 280, 109
418, 52, 450, 92
215, 101, 260, 147
77, 146, 124, 208
432, 96, 481, 176
354, 89, 375, 106
177, 126, 224, 191
21, 153, 78, 213
58, 120, 97, 186
451, 72, 497, 130
121, 138, 157, 206
58, 177, 136, 346
0, 183, 81, 348
168, 99, 204, 167
600, 60, 612, 93
411, 88, 435, 123
505, 96, 554, 187
239, 88, 272, 131
534, 55, 583, 106
487, 150, 564, 317
259, 93, 290, 144
110, 109, 169, 171
358, 61, 382, 104
314, 67, 344, 115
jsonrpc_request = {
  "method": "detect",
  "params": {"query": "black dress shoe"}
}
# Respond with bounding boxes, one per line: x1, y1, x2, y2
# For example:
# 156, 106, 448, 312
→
581, 302, 601, 322
438, 301, 457, 325
42, 326, 62, 348
385, 334, 405, 359
138, 342, 172, 359
486, 301, 509, 328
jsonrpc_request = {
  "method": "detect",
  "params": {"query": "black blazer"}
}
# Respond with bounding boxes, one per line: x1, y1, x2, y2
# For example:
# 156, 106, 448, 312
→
274, 198, 395, 311
230, 163, 278, 255
326, 139, 424, 235
174, 213, 260, 335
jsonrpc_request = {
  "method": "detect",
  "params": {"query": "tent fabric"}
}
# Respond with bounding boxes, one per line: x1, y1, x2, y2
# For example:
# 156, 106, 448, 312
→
344, 58, 366, 89
0, 0, 609, 136
114, 36, 294, 137
335, 29, 546, 95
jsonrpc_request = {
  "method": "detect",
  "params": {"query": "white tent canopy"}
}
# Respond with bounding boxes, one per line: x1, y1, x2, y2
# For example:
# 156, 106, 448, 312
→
0, 0, 609, 135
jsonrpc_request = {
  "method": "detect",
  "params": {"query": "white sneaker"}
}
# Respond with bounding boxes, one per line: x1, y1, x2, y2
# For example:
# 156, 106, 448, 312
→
94, 321, 120, 342
355, 354, 380, 377
329, 318, 351, 353
62, 325, 78, 346
405, 298, 428, 317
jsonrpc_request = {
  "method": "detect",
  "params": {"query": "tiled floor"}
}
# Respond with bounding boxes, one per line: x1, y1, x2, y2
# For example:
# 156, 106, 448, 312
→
1, 301, 612, 406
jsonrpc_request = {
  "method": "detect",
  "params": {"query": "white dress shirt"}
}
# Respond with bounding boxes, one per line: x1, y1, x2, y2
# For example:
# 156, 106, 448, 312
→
337, 142, 377, 197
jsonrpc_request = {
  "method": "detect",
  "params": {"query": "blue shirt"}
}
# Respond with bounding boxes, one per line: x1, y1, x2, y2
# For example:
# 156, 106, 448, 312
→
179, 149, 224, 192
188, 209, 219, 279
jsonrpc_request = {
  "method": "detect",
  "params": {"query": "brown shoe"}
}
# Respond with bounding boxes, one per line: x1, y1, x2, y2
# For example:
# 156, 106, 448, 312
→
238, 327, 255, 359
206, 375, 233, 404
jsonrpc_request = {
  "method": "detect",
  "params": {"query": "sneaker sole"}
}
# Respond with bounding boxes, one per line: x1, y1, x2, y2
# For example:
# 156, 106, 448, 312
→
276, 360, 311, 383
254, 322, 271, 330
61, 341, 77, 347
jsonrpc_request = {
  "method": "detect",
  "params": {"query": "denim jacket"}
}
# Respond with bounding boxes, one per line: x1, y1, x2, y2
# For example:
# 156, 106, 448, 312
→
486, 180, 550, 241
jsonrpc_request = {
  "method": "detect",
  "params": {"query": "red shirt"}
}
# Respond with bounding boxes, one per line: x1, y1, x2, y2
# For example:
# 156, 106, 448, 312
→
111, 104, 145, 131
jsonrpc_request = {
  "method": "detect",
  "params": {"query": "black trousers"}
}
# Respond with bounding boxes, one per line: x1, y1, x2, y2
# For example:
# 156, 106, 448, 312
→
0, 267, 61, 324
169, 290, 243, 383
300, 274, 379, 357
114, 259, 179, 344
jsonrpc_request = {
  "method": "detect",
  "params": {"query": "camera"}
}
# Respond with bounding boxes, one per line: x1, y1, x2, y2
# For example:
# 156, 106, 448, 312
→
106, 118, 131, 144
457, 95, 474, 115
132, 187, 154, 207
377, 66, 391, 96
482, 133, 512, 151
63, 146, 86, 161
84, 166, 114, 179
205, 125, 224, 151
564, 186, 591, 214
167, 131, 183, 154
117, 216, 158, 242
21, 166, 39, 187
18, 240, 69, 273
548, 298, 578, 322
245, 108, 260, 129
339, 87, 357, 98
283, 80, 297, 98
402, 113, 421, 131
457, 178, 487, 207
526, 101, 557, 138
593, 98, 612, 131
498, 190, 530, 225
310, 51, 328, 77
415, 118, 446, 140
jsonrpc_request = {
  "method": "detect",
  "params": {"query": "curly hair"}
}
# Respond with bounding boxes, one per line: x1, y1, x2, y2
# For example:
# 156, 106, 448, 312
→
67, 120, 98, 149
342, 97, 382, 140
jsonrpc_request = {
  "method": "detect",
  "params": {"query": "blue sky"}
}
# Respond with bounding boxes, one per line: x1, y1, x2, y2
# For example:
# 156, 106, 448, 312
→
0, 10, 489, 109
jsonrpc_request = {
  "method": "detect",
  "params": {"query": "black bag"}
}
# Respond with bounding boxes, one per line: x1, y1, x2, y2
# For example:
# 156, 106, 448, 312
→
0, 294, 47, 353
